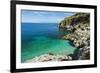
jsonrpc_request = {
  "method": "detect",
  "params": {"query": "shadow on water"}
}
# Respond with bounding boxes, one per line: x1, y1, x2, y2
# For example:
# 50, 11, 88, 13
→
68, 40, 75, 47
68, 48, 80, 60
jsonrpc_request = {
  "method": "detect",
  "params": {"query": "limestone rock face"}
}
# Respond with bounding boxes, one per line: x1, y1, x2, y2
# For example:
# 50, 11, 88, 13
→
59, 13, 90, 60
26, 53, 72, 63
79, 47, 90, 60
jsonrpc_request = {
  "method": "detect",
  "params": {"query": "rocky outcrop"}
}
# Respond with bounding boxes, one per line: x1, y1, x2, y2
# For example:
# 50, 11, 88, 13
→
59, 13, 90, 60
26, 53, 72, 63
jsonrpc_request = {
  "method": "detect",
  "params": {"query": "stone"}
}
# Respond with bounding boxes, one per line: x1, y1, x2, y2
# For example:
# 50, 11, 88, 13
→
25, 53, 72, 63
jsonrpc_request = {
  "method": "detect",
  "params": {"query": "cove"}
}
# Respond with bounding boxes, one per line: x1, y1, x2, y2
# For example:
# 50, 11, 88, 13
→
21, 23, 77, 62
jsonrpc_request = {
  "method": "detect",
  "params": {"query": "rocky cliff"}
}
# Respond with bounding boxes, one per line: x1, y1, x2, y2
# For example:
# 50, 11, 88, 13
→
59, 13, 90, 60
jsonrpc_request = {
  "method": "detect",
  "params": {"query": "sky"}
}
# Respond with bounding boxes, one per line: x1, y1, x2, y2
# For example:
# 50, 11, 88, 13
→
21, 10, 75, 23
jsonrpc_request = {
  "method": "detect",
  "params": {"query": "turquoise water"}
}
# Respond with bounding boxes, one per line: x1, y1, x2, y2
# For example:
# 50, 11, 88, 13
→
21, 23, 77, 62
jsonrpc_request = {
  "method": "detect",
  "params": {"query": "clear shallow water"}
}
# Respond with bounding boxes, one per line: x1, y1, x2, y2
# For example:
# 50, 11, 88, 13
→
21, 23, 77, 62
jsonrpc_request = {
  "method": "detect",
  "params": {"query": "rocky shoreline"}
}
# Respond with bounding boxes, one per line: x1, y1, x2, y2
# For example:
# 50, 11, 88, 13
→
26, 53, 72, 63
59, 13, 90, 60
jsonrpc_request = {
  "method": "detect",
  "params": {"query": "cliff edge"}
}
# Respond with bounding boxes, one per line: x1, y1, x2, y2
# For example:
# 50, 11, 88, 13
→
59, 13, 90, 60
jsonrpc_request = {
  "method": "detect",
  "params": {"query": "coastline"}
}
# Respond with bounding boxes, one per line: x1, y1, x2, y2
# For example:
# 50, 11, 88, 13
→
59, 13, 90, 60
23, 13, 90, 63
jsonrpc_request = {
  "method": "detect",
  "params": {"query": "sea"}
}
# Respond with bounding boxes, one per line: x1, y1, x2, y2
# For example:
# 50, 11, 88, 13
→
21, 23, 77, 62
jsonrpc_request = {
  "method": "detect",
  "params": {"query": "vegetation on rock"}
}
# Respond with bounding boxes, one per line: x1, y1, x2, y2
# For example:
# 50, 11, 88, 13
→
59, 13, 90, 60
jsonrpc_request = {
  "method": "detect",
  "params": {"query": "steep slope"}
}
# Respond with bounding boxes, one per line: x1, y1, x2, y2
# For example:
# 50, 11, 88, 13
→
59, 13, 90, 60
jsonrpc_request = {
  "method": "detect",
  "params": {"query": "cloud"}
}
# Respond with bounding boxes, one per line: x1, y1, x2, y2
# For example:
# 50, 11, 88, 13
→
32, 11, 49, 15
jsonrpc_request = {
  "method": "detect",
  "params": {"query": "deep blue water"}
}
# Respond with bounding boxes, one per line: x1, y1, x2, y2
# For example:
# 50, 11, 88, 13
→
21, 23, 60, 43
